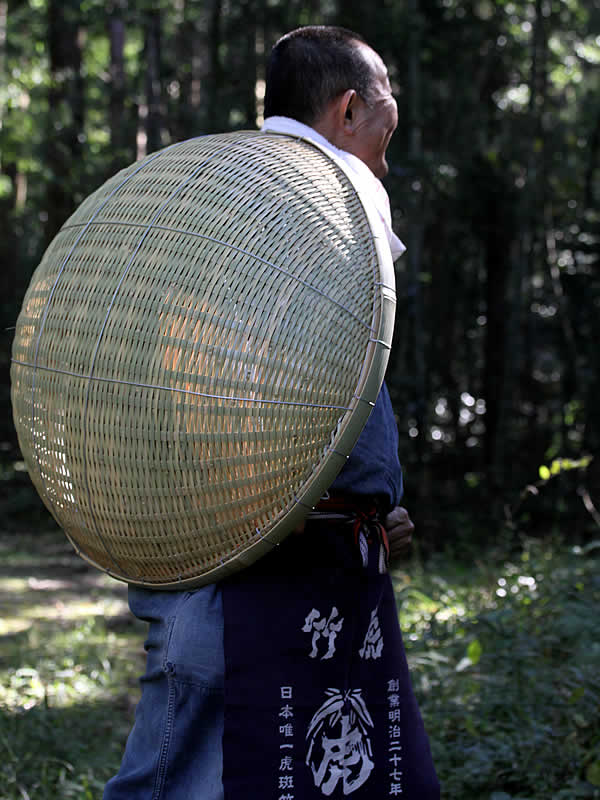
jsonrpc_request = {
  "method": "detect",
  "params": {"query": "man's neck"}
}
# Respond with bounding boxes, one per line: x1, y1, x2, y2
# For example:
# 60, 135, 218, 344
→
261, 116, 368, 176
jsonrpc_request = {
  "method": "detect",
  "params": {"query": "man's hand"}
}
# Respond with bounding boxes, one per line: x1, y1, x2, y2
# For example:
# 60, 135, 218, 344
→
384, 506, 414, 559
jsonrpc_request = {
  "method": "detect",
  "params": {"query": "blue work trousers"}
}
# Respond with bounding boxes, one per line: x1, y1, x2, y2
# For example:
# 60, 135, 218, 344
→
103, 584, 225, 800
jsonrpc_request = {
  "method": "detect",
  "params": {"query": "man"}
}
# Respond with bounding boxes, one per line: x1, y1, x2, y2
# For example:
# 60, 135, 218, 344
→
104, 26, 439, 800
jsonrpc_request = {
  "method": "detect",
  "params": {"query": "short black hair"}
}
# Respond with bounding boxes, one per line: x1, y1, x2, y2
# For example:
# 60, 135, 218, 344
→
264, 26, 377, 126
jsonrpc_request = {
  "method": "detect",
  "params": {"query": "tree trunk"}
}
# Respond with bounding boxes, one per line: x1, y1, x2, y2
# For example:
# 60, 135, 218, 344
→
0, 1, 6, 137
207, 0, 223, 132
584, 105, 600, 210
108, 1, 129, 170
0, 0, 17, 327
45, 0, 85, 245
144, 9, 164, 154
482, 174, 508, 492
174, 0, 207, 140
405, 0, 426, 461
241, 0, 258, 128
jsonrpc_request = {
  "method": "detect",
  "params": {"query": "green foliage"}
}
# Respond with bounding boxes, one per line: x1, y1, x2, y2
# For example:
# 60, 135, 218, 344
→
397, 539, 600, 799
538, 456, 593, 482
1, 529, 600, 798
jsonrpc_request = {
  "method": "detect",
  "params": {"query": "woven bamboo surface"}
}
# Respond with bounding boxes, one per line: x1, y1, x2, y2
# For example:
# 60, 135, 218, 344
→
11, 131, 396, 588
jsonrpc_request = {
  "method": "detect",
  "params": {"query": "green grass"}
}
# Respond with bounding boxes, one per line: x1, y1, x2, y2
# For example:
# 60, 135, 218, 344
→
0, 530, 145, 800
397, 538, 600, 800
0, 529, 599, 799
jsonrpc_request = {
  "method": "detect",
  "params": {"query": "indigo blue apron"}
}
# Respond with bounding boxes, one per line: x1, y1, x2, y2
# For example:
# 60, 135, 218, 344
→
222, 512, 440, 799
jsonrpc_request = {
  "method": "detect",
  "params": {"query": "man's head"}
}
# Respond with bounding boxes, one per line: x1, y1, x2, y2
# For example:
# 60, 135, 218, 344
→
264, 26, 398, 179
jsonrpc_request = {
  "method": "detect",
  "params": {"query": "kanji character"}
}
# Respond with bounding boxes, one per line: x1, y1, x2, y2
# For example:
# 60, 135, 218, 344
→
359, 608, 384, 659
279, 756, 293, 771
302, 607, 344, 659
306, 687, 375, 795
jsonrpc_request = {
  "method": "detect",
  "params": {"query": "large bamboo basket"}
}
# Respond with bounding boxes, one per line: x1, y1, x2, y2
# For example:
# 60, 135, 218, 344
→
11, 131, 396, 589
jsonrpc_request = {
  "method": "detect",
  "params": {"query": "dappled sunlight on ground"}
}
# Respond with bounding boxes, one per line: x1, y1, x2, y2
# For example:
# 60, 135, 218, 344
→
0, 529, 144, 715
14, 595, 129, 622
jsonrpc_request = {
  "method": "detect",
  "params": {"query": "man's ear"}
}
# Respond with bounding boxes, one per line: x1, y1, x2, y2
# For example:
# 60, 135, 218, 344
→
339, 89, 357, 129
312, 89, 357, 149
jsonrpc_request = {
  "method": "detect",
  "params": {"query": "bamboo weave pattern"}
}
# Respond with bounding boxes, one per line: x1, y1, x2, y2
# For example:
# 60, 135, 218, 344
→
11, 131, 395, 588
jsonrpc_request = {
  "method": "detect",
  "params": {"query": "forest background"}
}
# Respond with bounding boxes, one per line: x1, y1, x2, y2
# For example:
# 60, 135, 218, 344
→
1, 0, 600, 541
0, 0, 599, 799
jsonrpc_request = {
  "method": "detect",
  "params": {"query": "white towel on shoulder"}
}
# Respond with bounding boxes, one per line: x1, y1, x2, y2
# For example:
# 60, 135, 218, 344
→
261, 116, 406, 262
